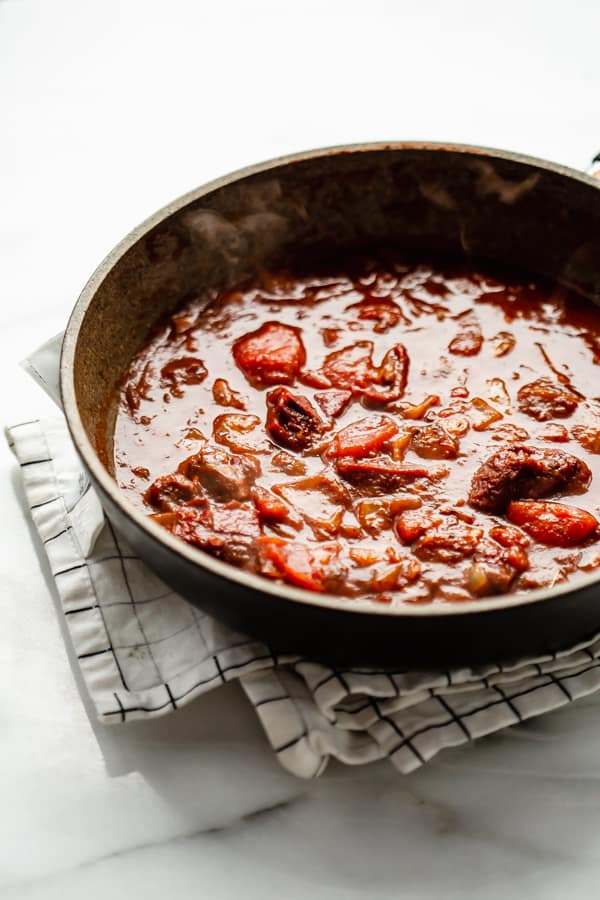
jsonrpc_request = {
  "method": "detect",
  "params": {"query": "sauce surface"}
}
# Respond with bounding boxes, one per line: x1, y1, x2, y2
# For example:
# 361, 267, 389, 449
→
113, 257, 600, 604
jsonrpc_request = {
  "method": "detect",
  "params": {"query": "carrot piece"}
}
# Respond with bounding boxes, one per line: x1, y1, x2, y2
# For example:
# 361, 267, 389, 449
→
507, 500, 598, 547
326, 415, 398, 458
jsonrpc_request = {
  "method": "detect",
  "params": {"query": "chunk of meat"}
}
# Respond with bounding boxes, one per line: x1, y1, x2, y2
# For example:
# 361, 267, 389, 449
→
411, 424, 459, 460
180, 448, 260, 501
326, 415, 398, 459
171, 502, 259, 566
335, 458, 431, 491
469, 445, 591, 514
517, 378, 579, 421
257, 537, 343, 592
211, 501, 261, 537
212, 378, 245, 410
412, 520, 483, 563
362, 344, 409, 404
322, 342, 377, 393
233, 322, 306, 387
507, 501, 599, 547
265, 387, 325, 451
314, 389, 352, 419
345, 297, 406, 332
160, 357, 208, 395
145, 473, 198, 511
213, 413, 269, 454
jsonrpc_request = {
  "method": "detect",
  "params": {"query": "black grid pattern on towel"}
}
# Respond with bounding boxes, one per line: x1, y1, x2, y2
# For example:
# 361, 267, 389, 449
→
9, 416, 600, 779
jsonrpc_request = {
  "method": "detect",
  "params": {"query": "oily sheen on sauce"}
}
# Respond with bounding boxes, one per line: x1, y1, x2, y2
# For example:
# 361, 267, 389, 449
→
113, 257, 600, 605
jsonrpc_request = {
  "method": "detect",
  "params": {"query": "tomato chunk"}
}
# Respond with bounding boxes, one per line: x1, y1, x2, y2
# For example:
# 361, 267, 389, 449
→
326, 415, 398, 458
322, 342, 377, 392
395, 508, 443, 542
507, 500, 598, 547
257, 537, 341, 592
233, 322, 306, 387
252, 486, 293, 525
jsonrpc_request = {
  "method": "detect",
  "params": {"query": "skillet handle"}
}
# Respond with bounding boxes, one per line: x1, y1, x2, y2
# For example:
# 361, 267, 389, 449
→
587, 152, 600, 179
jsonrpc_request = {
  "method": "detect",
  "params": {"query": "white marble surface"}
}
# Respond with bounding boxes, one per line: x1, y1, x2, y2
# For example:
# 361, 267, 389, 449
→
4, 0, 600, 896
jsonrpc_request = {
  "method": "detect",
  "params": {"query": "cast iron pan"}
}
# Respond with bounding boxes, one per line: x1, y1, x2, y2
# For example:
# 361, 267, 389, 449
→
60, 143, 600, 668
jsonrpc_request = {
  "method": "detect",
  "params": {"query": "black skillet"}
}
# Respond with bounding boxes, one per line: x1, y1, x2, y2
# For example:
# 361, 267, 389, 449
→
60, 143, 600, 667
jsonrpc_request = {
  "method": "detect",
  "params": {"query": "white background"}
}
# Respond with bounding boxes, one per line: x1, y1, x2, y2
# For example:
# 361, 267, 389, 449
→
3, 1, 600, 897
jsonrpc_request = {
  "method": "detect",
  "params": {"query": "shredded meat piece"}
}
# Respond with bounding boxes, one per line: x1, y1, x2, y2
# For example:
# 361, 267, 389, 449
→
145, 473, 198, 511
172, 502, 260, 566
265, 387, 325, 451
179, 448, 260, 501
469, 445, 591, 514
411, 424, 459, 460
517, 378, 579, 421
412, 520, 483, 563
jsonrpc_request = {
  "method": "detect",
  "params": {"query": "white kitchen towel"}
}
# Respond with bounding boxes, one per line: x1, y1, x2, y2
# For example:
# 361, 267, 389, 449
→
8, 415, 600, 779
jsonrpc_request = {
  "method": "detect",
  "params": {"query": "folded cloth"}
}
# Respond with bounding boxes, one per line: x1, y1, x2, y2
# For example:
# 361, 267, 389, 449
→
8, 415, 600, 778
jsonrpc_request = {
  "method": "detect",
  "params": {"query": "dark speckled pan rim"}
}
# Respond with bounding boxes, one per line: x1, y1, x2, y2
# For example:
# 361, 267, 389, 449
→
60, 140, 600, 619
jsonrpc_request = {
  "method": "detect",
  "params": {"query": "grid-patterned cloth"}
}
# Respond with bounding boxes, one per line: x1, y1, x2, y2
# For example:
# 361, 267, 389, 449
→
8, 416, 600, 779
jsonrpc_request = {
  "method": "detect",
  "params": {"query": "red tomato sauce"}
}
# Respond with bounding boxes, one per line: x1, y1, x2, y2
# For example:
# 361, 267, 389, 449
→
113, 257, 600, 604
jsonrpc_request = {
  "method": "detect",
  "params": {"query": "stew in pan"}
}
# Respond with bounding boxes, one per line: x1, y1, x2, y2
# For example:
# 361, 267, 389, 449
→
113, 255, 600, 604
